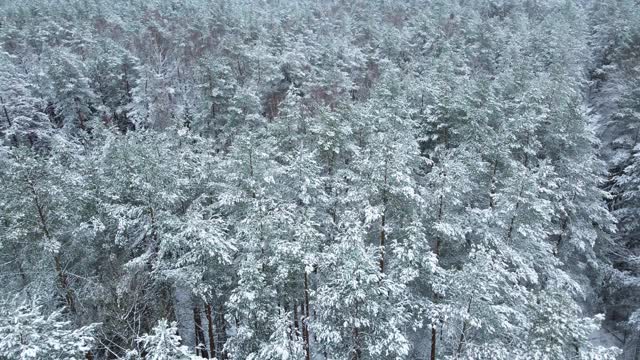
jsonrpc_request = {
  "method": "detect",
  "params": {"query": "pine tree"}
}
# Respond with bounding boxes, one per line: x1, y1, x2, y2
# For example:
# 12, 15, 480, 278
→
0, 299, 97, 359
137, 319, 195, 360
47, 48, 96, 133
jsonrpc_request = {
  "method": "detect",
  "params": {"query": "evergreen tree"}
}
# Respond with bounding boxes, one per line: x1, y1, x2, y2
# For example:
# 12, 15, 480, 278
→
0, 299, 97, 359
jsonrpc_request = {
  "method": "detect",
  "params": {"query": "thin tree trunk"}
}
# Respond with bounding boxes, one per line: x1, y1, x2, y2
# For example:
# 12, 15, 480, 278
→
431, 325, 437, 360
159, 284, 175, 322
193, 305, 209, 358
1, 95, 11, 127
352, 299, 362, 360
77, 109, 86, 131
148, 206, 159, 261
53, 254, 75, 313
379, 211, 386, 273
16, 254, 30, 298
431, 193, 445, 360
123, 64, 131, 100
379, 160, 388, 273
435, 194, 444, 255
284, 302, 292, 340
506, 182, 525, 242
554, 216, 569, 257
28, 179, 75, 313
303, 271, 311, 360
218, 304, 227, 360
353, 326, 362, 360
293, 301, 300, 337
206, 302, 216, 359
554, 193, 575, 257
430, 234, 440, 360
429, 125, 452, 360
489, 160, 497, 209
456, 298, 472, 357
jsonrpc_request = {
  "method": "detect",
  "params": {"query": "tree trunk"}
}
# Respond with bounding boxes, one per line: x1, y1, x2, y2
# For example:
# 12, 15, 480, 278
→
456, 298, 472, 356
218, 304, 227, 360
435, 194, 444, 255
303, 271, 311, 360
431, 194, 444, 360
193, 305, 209, 358
379, 161, 388, 273
352, 300, 362, 360
206, 302, 217, 358
54, 254, 75, 313
554, 216, 569, 257
431, 325, 437, 360
506, 182, 525, 242
293, 300, 300, 337
28, 180, 75, 314
489, 160, 497, 209
283, 302, 292, 340
430, 124, 452, 360
430, 236, 440, 360
0, 95, 11, 127
353, 326, 362, 360
379, 211, 386, 273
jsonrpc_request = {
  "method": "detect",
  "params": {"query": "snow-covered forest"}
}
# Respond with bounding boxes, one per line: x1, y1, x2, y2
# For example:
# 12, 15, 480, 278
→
0, 0, 639, 359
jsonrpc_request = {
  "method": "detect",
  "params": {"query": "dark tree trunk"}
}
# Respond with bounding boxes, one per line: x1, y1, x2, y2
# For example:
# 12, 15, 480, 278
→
431, 325, 437, 360
0, 95, 11, 127
206, 302, 217, 358
28, 180, 76, 314
379, 161, 388, 273
506, 183, 525, 242
456, 298, 472, 356
489, 160, 498, 209
352, 301, 362, 360
379, 211, 386, 273
218, 304, 228, 360
353, 326, 362, 360
554, 216, 569, 257
303, 272, 311, 360
430, 194, 445, 360
293, 300, 300, 336
193, 305, 209, 358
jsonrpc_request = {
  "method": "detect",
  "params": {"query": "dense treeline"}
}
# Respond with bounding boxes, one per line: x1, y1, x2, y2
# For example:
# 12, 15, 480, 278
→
0, 0, 637, 359
590, 0, 640, 357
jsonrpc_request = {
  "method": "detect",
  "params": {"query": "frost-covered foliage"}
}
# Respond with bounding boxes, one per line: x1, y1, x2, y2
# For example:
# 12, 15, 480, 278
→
0, 299, 97, 359
135, 319, 195, 360
589, 0, 640, 355
0, 0, 635, 359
